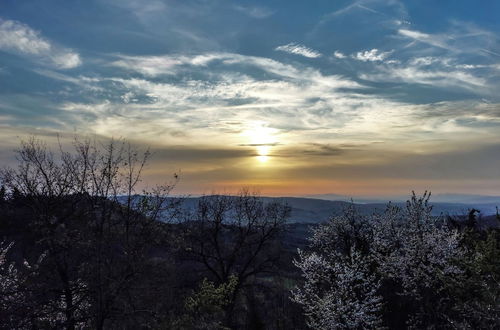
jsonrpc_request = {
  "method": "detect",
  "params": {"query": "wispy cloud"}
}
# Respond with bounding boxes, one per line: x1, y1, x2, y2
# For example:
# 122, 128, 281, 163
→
398, 28, 451, 50
110, 53, 356, 88
360, 64, 488, 93
398, 23, 499, 57
105, 0, 167, 22
275, 43, 322, 58
49, 53, 384, 145
324, 1, 381, 19
38, 50, 498, 158
0, 18, 81, 69
234, 5, 274, 18
311, 0, 409, 37
111, 55, 185, 76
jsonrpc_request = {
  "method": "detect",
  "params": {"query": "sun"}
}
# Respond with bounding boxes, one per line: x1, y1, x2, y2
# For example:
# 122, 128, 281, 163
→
257, 145, 270, 156
242, 122, 277, 163
256, 145, 270, 163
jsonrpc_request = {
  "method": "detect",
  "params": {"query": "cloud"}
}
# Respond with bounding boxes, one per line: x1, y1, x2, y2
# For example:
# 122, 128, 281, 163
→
333, 51, 347, 59
353, 48, 392, 62
455, 64, 490, 70
398, 23, 499, 57
4, 48, 500, 195
398, 28, 450, 50
109, 53, 361, 91
406, 57, 499, 71
105, 0, 167, 22
287, 143, 346, 157
275, 43, 322, 58
360, 65, 487, 93
31, 49, 497, 153
322, 1, 381, 19
0, 19, 50, 54
409, 56, 442, 66
311, 0, 409, 37
480, 48, 500, 57
51, 53, 397, 146
51, 52, 81, 69
0, 18, 81, 69
234, 5, 274, 18
112, 55, 184, 76
357, 49, 496, 94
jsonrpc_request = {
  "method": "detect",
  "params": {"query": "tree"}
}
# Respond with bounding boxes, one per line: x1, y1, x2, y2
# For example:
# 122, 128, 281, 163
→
0, 136, 179, 329
181, 190, 290, 326
292, 204, 383, 329
0, 241, 24, 327
292, 247, 383, 329
372, 192, 465, 328
293, 192, 469, 329
450, 222, 500, 328
0, 241, 46, 328
172, 275, 238, 330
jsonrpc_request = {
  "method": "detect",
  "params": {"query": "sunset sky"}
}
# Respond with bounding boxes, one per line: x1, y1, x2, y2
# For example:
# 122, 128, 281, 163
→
1, 0, 500, 197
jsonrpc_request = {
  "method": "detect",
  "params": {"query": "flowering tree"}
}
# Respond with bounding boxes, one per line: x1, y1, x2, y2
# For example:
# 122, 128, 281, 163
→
292, 247, 383, 329
293, 192, 468, 329
292, 205, 383, 329
0, 241, 23, 326
0, 241, 48, 328
372, 192, 465, 328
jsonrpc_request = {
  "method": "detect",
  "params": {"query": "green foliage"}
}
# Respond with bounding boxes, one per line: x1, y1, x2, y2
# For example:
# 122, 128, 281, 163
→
186, 275, 238, 314
171, 275, 238, 330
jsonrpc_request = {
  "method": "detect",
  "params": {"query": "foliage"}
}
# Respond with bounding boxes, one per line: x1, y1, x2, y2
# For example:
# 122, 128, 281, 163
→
172, 275, 238, 330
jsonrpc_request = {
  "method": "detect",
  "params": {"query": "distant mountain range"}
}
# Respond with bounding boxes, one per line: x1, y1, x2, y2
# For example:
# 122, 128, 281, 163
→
301, 193, 500, 205
173, 195, 499, 224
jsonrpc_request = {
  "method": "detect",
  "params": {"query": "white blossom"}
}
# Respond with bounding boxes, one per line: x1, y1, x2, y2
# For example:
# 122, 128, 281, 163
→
293, 192, 467, 329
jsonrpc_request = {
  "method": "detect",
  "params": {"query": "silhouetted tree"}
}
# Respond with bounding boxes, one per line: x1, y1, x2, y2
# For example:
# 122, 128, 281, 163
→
182, 191, 290, 326
0, 136, 179, 329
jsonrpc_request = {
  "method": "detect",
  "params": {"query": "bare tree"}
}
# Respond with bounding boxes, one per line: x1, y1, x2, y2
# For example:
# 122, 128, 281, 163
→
181, 190, 290, 324
0, 136, 179, 329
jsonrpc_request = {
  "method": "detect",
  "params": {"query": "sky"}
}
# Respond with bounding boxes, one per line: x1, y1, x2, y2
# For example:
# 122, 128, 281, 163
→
0, 0, 500, 198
